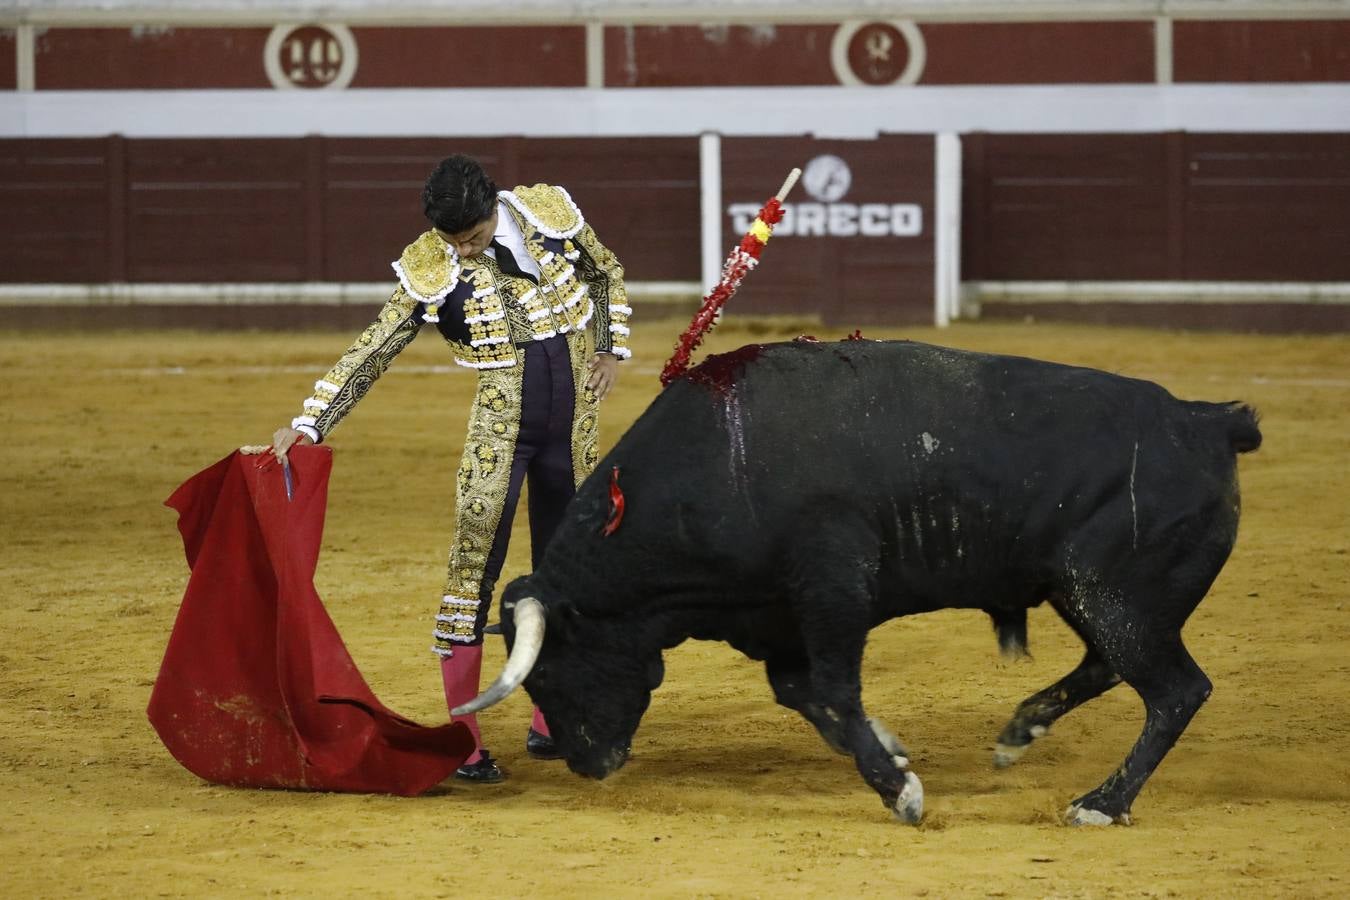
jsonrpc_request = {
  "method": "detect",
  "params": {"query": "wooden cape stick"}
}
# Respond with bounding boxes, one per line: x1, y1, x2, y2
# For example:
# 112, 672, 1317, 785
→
659, 167, 803, 387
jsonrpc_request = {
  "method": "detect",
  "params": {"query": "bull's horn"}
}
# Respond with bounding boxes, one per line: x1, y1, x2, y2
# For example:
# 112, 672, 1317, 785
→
450, 597, 545, 716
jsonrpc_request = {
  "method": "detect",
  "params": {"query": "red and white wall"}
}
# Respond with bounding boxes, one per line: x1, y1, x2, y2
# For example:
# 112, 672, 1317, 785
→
6, 13, 1350, 91
2, 1, 1348, 330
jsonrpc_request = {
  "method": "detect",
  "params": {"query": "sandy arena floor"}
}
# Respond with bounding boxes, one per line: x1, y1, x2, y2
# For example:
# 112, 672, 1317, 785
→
2, 318, 1347, 897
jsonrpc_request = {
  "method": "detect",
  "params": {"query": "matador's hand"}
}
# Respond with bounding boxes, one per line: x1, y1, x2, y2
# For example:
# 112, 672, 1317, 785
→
271, 426, 313, 462
586, 353, 619, 401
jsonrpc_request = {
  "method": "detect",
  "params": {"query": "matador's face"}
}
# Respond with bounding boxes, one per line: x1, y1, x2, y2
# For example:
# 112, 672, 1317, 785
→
436, 208, 498, 259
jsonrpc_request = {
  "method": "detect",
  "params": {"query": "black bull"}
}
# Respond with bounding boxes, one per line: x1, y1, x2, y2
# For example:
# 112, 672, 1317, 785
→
465, 338, 1261, 825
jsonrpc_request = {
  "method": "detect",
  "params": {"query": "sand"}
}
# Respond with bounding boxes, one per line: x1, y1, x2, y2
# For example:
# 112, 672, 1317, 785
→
2, 319, 1347, 897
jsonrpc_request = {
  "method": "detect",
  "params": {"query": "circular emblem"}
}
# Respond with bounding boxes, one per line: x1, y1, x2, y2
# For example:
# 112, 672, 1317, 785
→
830, 20, 927, 87
264, 23, 358, 90
801, 155, 853, 203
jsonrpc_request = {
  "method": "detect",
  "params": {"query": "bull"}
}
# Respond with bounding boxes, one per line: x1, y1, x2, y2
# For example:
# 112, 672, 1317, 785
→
456, 338, 1261, 825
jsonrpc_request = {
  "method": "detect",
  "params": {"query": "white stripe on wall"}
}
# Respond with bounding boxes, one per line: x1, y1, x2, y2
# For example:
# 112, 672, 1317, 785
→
5, 85, 1349, 139
967, 281, 1350, 306
934, 132, 963, 327
699, 132, 722, 296
585, 21, 604, 89
15, 25, 34, 92
1154, 17, 1174, 85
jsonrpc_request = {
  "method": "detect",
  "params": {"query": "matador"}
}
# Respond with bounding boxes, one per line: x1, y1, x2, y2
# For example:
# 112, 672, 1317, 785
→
272, 156, 631, 782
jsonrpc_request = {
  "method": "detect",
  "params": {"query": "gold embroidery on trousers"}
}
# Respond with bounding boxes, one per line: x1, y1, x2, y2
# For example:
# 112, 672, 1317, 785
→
568, 330, 601, 487
434, 364, 524, 655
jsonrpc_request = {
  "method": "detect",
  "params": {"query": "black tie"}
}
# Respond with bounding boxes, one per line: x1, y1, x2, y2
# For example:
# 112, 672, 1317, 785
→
489, 238, 535, 283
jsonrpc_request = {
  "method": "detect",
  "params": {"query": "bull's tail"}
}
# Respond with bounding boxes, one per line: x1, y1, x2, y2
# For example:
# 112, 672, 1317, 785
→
1193, 402, 1263, 453
1208, 402, 1263, 454
989, 608, 1028, 659
1226, 403, 1263, 454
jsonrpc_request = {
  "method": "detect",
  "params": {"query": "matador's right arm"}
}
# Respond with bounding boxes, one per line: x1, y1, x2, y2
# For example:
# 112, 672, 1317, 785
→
290, 288, 422, 443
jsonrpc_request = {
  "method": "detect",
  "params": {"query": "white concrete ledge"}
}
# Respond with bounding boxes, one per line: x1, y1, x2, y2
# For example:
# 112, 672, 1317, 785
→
966, 280, 1350, 310
6, 84, 1350, 138
5, 2, 1349, 27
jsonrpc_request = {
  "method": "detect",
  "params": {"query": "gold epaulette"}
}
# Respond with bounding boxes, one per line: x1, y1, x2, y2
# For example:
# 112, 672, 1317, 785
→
392, 230, 460, 304
500, 184, 585, 240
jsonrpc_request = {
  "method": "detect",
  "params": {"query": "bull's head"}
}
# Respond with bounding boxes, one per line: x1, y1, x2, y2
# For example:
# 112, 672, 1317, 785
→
453, 577, 663, 779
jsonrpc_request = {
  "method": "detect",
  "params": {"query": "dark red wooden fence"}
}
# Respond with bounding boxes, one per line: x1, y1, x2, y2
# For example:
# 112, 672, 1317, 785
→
962, 132, 1350, 282
0, 136, 701, 284
4, 133, 1349, 287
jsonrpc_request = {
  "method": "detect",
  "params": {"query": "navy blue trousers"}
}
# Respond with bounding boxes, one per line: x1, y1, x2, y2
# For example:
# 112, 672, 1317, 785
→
474, 335, 577, 631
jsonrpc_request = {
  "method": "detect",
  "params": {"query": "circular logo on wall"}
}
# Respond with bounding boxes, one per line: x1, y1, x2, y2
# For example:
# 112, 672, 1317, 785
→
264, 23, 359, 90
801, 155, 853, 203
830, 20, 927, 87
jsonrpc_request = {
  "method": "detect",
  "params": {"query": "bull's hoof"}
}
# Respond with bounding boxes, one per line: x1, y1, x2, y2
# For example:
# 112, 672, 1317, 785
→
993, 725, 1047, 768
993, 742, 1028, 768
890, 771, 924, 824
1064, 803, 1131, 827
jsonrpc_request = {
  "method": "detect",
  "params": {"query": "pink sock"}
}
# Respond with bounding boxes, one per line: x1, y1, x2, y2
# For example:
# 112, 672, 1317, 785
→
530, 706, 550, 738
440, 646, 485, 764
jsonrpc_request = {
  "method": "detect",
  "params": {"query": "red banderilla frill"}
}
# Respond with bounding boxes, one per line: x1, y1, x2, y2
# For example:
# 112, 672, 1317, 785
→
660, 167, 802, 387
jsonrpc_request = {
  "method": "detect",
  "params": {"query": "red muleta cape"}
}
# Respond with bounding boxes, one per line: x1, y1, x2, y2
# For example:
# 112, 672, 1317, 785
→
148, 446, 474, 796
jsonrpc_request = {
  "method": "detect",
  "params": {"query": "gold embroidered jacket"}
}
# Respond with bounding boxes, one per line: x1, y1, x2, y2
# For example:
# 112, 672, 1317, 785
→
292, 184, 630, 442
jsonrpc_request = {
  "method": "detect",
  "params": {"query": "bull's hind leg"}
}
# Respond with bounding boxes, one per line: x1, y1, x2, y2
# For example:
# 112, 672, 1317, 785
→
993, 649, 1121, 767
1054, 596, 1213, 826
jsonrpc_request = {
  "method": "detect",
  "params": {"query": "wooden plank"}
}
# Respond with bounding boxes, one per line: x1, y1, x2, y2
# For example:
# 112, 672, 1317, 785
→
107, 134, 127, 282
350, 26, 586, 87
920, 21, 1155, 84
1183, 133, 1350, 279
1165, 130, 1187, 280
1175, 20, 1350, 83
976, 133, 1169, 279
0, 29, 16, 91
125, 139, 307, 281
603, 24, 836, 86
0, 139, 110, 281
36, 27, 271, 89
960, 131, 988, 280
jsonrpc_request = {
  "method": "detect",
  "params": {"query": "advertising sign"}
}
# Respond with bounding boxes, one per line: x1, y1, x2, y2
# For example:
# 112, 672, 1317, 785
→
720, 135, 936, 325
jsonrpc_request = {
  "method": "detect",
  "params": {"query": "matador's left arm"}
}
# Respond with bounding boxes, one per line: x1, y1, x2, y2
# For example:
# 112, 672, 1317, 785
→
573, 223, 631, 359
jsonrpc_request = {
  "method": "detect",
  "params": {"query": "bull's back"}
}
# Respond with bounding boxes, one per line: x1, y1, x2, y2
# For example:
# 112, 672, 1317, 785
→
563, 339, 1254, 605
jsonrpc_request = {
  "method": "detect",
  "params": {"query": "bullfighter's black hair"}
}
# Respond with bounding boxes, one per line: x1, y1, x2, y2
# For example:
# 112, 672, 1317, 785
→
422, 155, 499, 235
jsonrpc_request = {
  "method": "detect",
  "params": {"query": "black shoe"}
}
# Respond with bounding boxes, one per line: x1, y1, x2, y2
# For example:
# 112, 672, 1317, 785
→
455, 751, 506, 783
526, 728, 562, 760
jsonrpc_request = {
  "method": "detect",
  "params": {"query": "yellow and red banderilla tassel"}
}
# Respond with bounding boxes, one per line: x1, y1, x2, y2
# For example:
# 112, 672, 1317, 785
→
660, 168, 802, 387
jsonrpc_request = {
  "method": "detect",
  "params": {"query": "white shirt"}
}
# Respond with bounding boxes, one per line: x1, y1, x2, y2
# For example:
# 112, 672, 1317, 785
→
485, 200, 542, 280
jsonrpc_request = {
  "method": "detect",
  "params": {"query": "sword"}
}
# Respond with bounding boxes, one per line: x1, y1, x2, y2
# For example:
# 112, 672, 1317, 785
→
242, 444, 295, 500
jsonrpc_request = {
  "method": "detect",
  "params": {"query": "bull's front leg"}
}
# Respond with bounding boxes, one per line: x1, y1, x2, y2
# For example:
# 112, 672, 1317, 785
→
813, 661, 924, 824
767, 656, 914, 770
765, 655, 852, 755
789, 531, 923, 823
